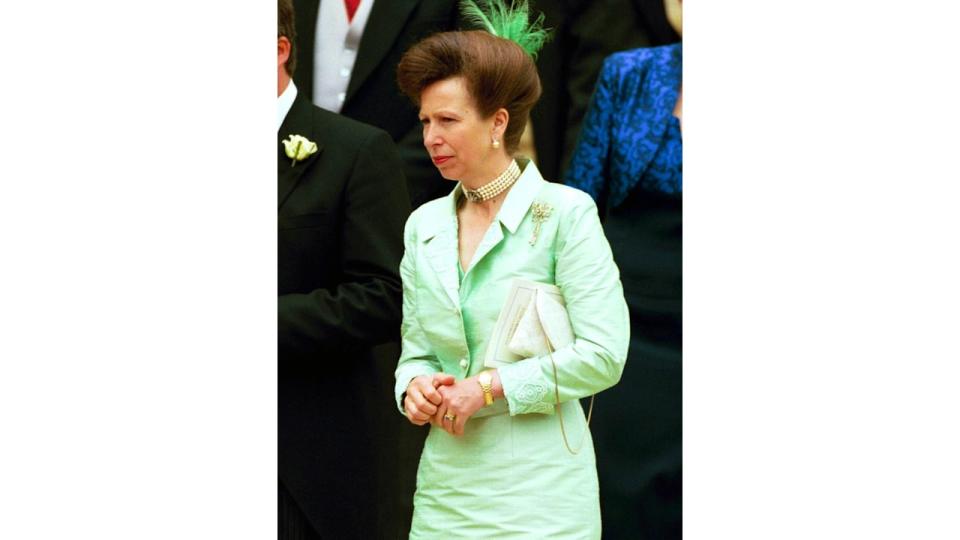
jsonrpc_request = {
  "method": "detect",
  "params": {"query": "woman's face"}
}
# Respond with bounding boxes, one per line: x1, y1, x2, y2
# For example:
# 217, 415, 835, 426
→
664, 0, 682, 36
418, 76, 504, 183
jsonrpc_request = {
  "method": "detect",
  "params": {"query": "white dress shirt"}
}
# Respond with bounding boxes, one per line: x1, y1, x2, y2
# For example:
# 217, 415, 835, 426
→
278, 80, 298, 132
312, 0, 375, 113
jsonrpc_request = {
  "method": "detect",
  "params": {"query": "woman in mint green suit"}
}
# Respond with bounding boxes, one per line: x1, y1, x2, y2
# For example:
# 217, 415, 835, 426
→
393, 11, 630, 538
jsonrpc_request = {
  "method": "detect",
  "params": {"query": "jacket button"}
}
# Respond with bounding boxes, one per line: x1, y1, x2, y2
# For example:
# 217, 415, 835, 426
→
459, 358, 468, 369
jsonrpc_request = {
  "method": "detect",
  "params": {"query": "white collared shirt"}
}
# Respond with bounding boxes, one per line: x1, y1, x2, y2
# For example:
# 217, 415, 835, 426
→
278, 80, 298, 132
312, 0, 375, 112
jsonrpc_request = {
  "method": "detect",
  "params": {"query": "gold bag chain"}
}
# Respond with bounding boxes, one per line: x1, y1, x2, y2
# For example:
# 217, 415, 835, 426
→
543, 326, 595, 455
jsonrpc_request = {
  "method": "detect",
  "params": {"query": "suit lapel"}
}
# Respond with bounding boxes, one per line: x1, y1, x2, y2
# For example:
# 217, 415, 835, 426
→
462, 161, 545, 273
418, 194, 461, 308
278, 93, 325, 209
417, 163, 546, 307
649, 46, 682, 130
464, 222, 504, 276
633, 45, 682, 178
424, 224, 461, 308
346, 0, 420, 103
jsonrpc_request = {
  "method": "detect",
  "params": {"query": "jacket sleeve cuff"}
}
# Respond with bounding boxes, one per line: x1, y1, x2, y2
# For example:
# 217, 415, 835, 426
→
497, 360, 556, 416
394, 362, 439, 415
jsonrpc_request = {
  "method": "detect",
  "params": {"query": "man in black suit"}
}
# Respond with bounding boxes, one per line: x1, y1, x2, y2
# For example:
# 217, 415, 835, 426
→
292, 0, 459, 210
277, 1, 415, 537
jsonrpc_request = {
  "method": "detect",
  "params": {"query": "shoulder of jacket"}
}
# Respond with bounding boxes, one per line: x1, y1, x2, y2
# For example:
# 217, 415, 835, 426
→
609, 43, 679, 63
405, 195, 453, 240
535, 182, 597, 215
312, 106, 390, 146
605, 43, 680, 73
537, 182, 593, 208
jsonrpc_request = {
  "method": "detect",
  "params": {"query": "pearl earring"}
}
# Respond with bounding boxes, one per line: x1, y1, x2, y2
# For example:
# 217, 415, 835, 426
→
492, 138, 500, 149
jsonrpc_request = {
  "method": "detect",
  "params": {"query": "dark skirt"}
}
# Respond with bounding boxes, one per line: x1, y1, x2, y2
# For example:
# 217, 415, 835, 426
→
594, 188, 682, 539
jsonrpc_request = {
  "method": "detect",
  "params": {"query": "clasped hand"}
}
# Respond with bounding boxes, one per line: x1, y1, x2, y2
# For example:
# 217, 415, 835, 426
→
404, 373, 485, 436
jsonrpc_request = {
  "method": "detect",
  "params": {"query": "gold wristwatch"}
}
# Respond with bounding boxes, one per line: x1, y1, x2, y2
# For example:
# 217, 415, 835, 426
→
477, 371, 494, 406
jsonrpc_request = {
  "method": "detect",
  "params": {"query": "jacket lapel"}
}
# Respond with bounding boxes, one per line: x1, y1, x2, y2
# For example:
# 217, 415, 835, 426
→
630, 45, 682, 179
648, 45, 682, 135
464, 221, 504, 275
467, 160, 546, 271
417, 161, 546, 307
462, 161, 546, 274
424, 225, 461, 309
491, 159, 546, 234
278, 93, 324, 209
418, 193, 460, 309
346, 0, 420, 104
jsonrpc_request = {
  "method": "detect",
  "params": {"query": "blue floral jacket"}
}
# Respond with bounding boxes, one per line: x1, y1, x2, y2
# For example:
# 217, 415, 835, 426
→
564, 43, 682, 206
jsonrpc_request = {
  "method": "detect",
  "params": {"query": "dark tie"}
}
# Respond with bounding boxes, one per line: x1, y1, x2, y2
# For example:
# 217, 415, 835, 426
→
344, 0, 360, 22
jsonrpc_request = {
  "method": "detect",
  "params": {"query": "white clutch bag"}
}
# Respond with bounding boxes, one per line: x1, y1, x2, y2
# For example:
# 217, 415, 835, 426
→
507, 286, 574, 357
484, 279, 566, 369
489, 279, 593, 455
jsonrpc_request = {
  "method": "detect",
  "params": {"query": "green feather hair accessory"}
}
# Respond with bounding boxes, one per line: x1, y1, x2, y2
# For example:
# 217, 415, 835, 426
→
459, 0, 552, 58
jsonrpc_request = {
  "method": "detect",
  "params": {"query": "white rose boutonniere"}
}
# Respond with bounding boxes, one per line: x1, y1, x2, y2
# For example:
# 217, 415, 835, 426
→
282, 134, 318, 167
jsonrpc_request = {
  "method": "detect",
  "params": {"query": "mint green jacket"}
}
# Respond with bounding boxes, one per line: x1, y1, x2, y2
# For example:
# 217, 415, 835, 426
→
394, 161, 629, 417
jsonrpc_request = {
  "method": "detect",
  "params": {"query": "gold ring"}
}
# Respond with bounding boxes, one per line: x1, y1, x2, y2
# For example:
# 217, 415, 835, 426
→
443, 413, 456, 422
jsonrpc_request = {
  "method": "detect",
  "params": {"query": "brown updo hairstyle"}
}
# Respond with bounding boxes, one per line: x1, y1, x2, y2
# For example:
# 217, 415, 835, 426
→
396, 30, 542, 155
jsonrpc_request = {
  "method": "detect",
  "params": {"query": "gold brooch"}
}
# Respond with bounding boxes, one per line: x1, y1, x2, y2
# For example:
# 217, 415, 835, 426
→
529, 202, 553, 246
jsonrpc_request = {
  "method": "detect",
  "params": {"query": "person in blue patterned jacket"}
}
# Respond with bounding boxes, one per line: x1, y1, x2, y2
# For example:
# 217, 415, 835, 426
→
563, 0, 682, 536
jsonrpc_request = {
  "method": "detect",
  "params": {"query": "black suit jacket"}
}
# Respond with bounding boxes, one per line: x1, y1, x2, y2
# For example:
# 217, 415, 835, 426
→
278, 92, 418, 539
292, 0, 460, 210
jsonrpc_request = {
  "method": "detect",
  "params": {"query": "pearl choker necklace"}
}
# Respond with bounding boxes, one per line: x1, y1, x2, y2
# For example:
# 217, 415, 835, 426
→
462, 160, 521, 203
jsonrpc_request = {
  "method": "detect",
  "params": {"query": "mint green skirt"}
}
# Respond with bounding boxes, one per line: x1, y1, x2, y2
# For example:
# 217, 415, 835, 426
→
409, 400, 601, 538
